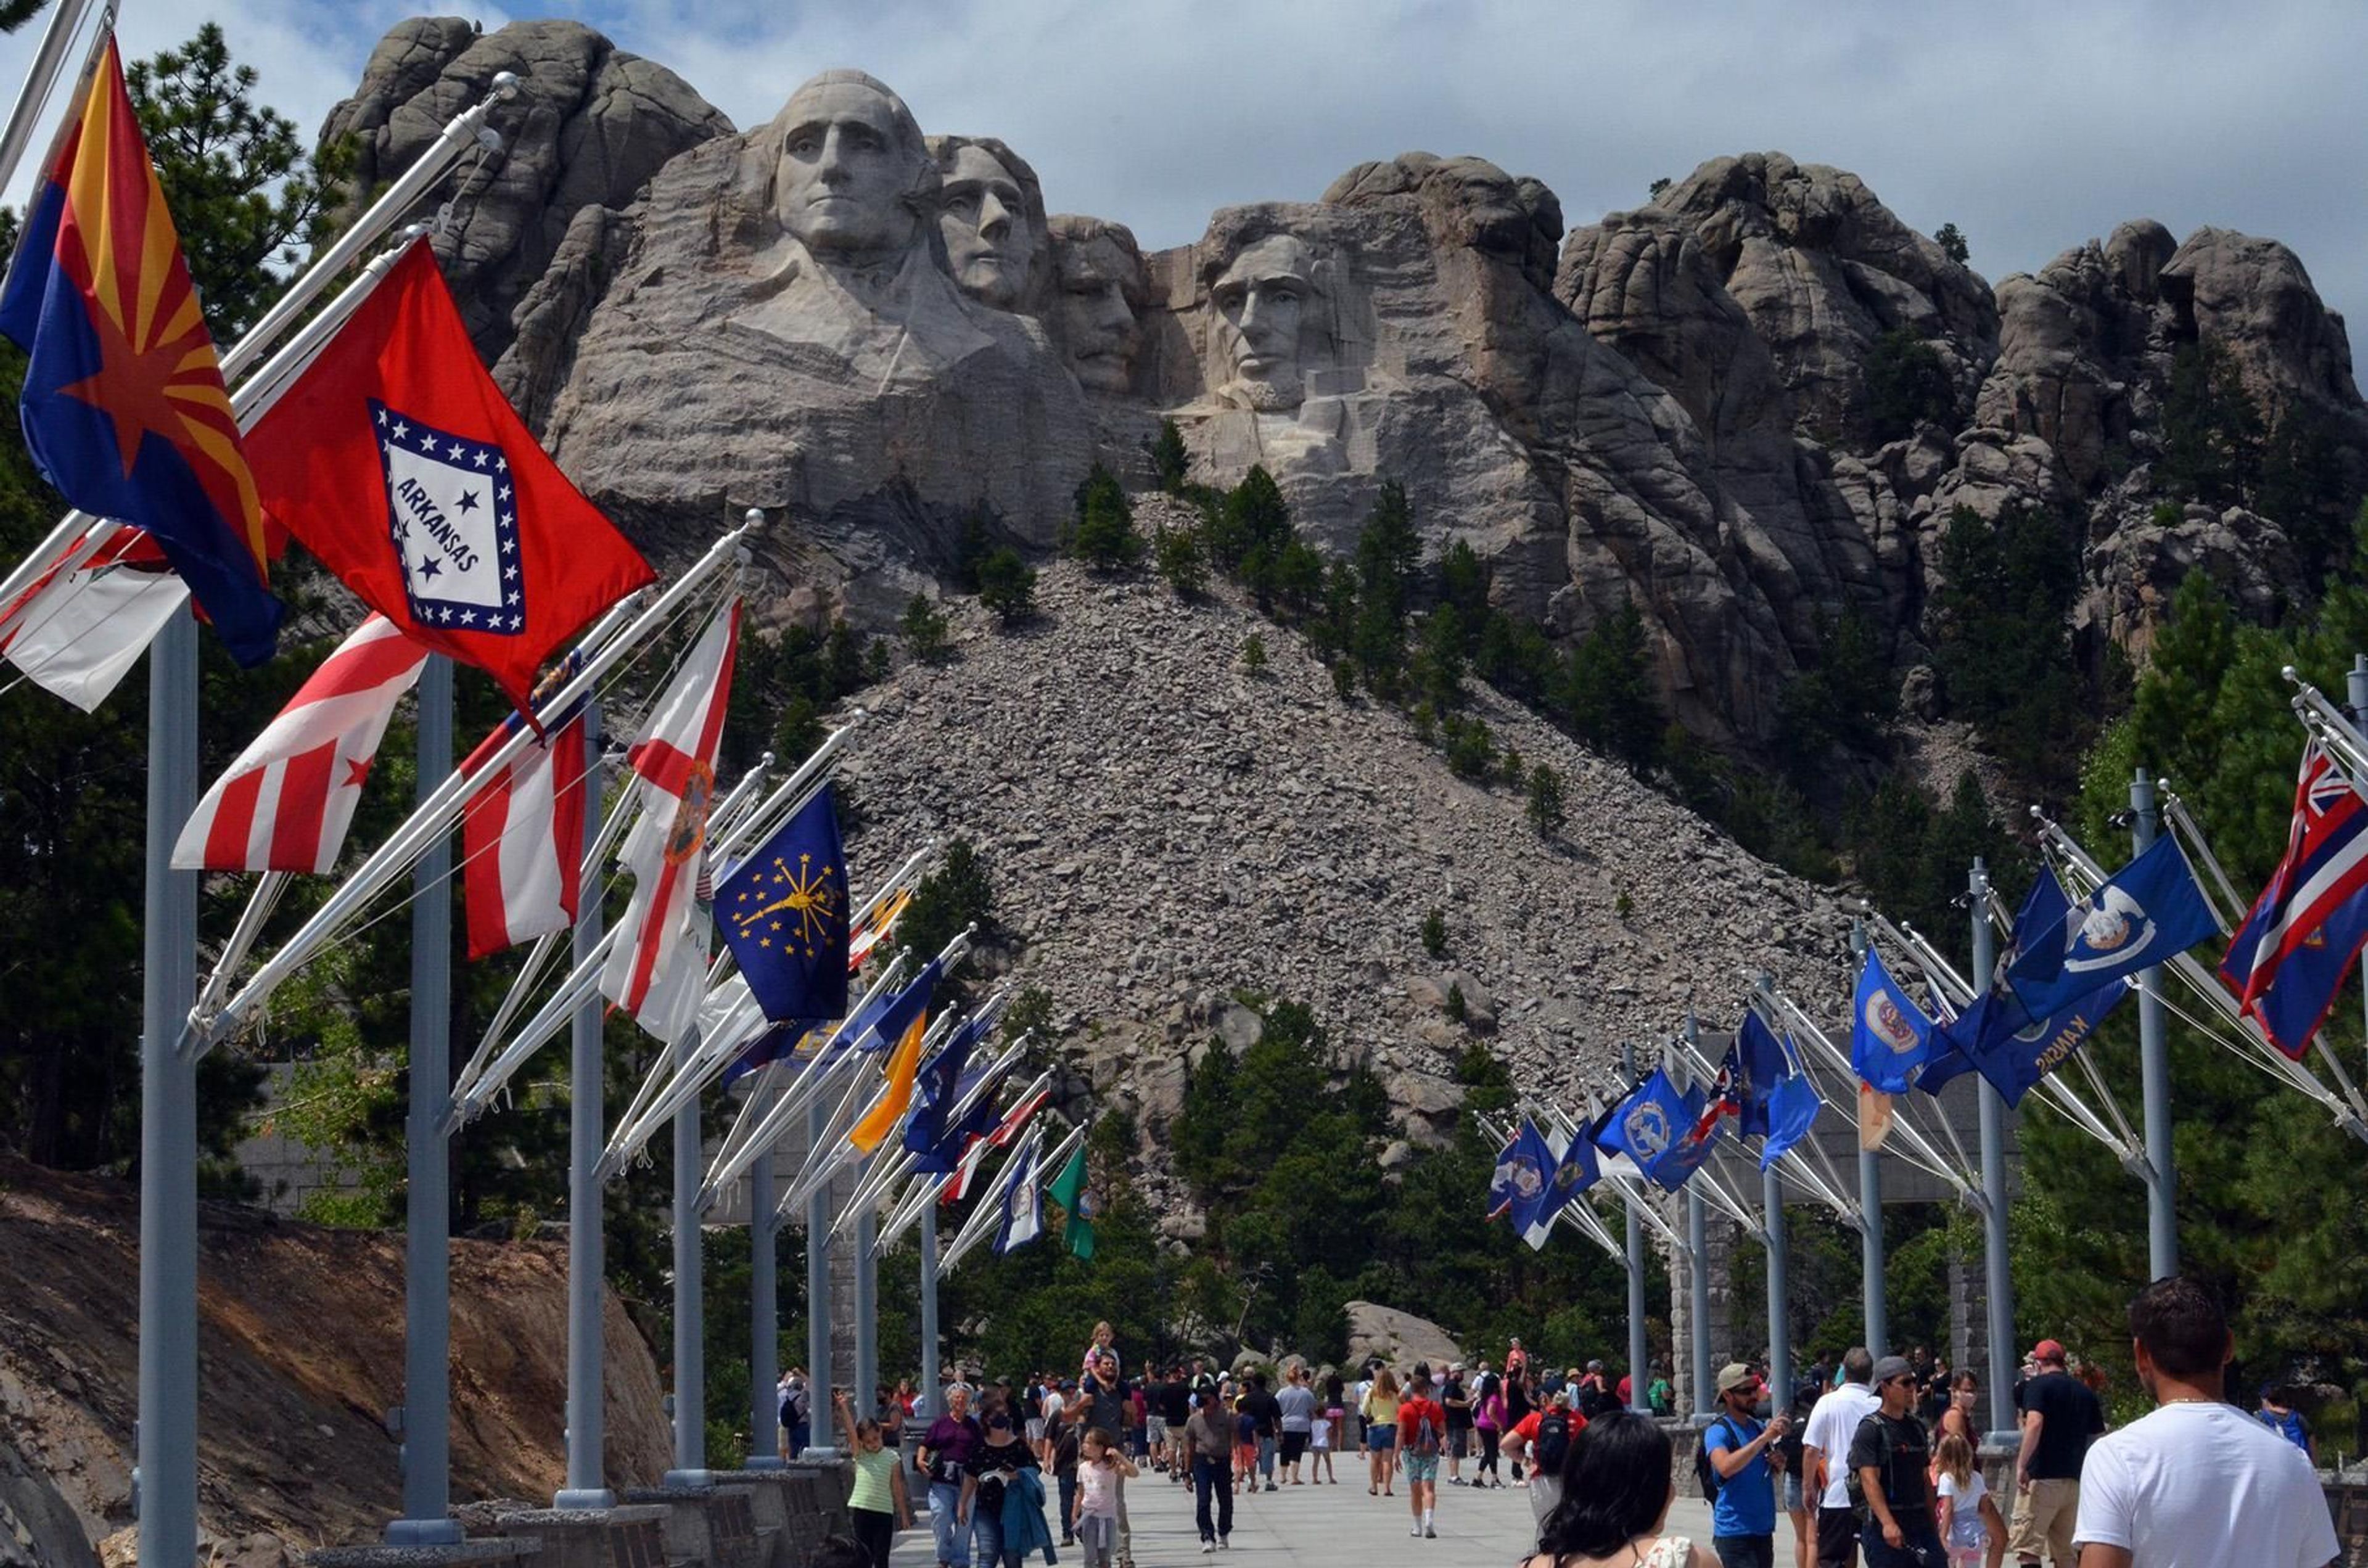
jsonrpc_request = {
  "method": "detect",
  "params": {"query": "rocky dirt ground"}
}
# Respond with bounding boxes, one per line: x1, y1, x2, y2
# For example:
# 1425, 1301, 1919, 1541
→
838, 559, 1858, 1199
0, 1157, 668, 1568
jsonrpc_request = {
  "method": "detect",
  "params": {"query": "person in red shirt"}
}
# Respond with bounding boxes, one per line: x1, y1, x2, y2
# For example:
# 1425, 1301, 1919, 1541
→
1397, 1368, 1449, 1540
1503, 1389, 1586, 1529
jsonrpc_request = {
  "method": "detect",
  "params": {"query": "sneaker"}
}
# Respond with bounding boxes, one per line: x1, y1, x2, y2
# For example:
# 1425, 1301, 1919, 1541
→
1265, 1482, 1278, 1493
1409, 1527, 1421, 1538
1200, 1543, 1214, 1555
1219, 1540, 1230, 1551
1423, 1524, 1436, 1540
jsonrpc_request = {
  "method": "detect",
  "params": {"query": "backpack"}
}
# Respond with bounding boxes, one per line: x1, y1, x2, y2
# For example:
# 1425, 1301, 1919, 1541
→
1844, 1413, 1917, 1522
1534, 1411, 1572, 1475
1692, 1416, 1738, 1502
1410, 1405, 1441, 1457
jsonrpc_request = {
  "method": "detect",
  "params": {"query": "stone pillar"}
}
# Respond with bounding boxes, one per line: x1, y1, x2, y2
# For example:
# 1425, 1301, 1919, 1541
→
829, 1164, 860, 1397
1949, 1246, 1984, 1382
1662, 1215, 1690, 1415
1705, 1214, 1737, 1369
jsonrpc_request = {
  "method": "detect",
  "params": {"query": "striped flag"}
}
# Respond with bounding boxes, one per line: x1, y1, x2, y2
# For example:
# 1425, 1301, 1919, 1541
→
992, 1135, 1045, 1255
0, 527, 186, 712
459, 697, 590, 959
171, 616, 426, 873
944, 1085, 1051, 1203
600, 602, 739, 1044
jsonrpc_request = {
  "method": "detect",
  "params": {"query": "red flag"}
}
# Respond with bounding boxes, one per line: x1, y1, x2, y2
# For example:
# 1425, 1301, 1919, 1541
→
171, 616, 427, 872
242, 241, 653, 710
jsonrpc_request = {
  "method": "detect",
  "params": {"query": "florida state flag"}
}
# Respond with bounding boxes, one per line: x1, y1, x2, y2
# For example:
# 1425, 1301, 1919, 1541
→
242, 240, 652, 709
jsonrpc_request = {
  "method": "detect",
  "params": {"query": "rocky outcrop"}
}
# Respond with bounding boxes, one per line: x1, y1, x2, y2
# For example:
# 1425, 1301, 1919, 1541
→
0, 1157, 668, 1566
836, 558, 1852, 1159
320, 18, 733, 362
1344, 1302, 1465, 1374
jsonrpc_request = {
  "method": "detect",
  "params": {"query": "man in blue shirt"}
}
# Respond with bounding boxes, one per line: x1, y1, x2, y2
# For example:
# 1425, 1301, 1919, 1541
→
1705, 1363, 1791, 1568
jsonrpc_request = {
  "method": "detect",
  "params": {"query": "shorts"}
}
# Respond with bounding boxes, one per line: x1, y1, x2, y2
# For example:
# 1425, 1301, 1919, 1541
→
1026, 1419, 1046, 1443
1712, 1537, 1774, 1568
2008, 1477, 2078, 1564
1785, 1470, 1804, 1513
1280, 1430, 1308, 1464
1815, 1506, 1859, 1568
1404, 1453, 1439, 1484
1446, 1427, 1470, 1458
1147, 1416, 1169, 1445
1367, 1427, 1397, 1451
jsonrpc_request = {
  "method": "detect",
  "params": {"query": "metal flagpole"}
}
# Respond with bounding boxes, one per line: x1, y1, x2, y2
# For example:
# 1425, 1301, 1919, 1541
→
805, 1100, 839, 1458
1683, 1019, 1712, 1419
1762, 1163, 1790, 1418
2131, 770, 2178, 1279
1624, 1186, 1649, 1413
0, 0, 104, 202
138, 607, 199, 1568
1971, 858, 2018, 1443
855, 1205, 879, 1422
666, 1024, 710, 1484
2350, 655, 2368, 1091
919, 1205, 942, 1414
747, 1136, 785, 1469
557, 700, 614, 1509
390, 655, 461, 1544
1849, 921, 1888, 1358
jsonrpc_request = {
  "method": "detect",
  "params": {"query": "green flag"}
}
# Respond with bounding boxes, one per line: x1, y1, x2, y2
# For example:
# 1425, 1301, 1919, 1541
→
1049, 1144, 1093, 1258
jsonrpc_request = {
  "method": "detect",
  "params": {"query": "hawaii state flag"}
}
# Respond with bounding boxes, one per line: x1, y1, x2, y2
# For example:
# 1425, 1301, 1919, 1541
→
0, 39, 280, 664
242, 240, 652, 710
2221, 740, 2368, 1059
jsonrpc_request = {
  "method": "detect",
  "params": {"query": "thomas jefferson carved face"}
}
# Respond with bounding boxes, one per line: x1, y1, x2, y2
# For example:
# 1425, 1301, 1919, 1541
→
771, 73, 931, 261
1210, 235, 1318, 410
1051, 221, 1145, 393
937, 142, 1042, 308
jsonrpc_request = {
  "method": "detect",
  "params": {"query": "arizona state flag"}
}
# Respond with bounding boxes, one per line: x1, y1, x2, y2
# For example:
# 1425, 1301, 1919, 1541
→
0, 39, 280, 664
243, 240, 652, 710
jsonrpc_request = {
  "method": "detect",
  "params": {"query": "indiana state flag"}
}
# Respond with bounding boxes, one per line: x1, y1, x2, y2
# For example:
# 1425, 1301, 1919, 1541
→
2009, 834, 2218, 1017
0, 39, 279, 663
718, 786, 850, 1023
1851, 948, 1936, 1094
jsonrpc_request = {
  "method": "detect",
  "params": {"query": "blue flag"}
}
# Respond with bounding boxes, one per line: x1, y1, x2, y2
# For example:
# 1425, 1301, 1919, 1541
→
1851, 948, 1936, 1094
1500, 1120, 1557, 1229
717, 787, 850, 1024
1732, 1012, 1788, 1138
1941, 980, 2129, 1108
2008, 834, 2218, 1016
992, 1138, 1045, 1255
903, 1012, 985, 1158
1595, 1069, 1713, 1192
1758, 1070, 1822, 1170
860, 958, 943, 1055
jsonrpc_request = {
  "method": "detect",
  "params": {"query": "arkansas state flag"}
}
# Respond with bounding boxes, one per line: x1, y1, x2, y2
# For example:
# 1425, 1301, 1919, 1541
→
242, 240, 653, 710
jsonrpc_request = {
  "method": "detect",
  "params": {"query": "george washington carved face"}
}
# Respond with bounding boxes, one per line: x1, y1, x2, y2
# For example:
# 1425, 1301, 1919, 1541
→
770, 72, 934, 263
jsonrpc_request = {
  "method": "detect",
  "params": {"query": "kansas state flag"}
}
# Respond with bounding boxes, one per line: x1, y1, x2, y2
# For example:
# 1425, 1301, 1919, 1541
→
1851, 948, 1936, 1094
2009, 834, 2218, 1017
718, 787, 849, 1023
0, 39, 280, 663
1596, 1069, 1713, 1192
1758, 1070, 1822, 1170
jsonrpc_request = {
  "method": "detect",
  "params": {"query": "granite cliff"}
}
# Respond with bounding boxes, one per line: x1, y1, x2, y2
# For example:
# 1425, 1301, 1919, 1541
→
323, 18, 2367, 753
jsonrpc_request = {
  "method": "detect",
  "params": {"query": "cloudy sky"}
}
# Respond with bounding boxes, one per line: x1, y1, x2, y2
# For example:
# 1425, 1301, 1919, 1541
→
9, 1, 2365, 364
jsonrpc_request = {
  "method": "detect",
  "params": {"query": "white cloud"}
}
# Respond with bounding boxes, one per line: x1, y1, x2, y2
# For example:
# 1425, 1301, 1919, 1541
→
4, 0, 2363, 366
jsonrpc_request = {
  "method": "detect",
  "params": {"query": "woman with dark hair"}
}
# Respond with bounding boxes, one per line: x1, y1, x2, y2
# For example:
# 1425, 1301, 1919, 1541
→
1523, 1412, 1704, 1568
1934, 1369, 1981, 1453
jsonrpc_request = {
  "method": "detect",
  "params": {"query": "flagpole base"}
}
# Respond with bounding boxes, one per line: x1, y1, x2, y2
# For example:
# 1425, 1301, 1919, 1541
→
553, 1489, 617, 1512
660, 1469, 714, 1489
741, 1456, 788, 1472
385, 1518, 465, 1547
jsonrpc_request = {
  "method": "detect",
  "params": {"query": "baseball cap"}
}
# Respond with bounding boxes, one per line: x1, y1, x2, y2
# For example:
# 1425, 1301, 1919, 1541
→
1872, 1355, 1915, 1385
1716, 1362, 1758, 1395
2032, 1339, 2066, 1363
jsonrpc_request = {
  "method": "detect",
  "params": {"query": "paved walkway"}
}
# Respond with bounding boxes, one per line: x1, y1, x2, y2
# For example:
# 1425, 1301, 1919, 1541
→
891, 1464, 1717, 1568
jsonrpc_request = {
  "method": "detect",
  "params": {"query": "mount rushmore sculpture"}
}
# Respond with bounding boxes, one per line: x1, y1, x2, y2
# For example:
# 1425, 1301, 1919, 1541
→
324, 17, 2368, 742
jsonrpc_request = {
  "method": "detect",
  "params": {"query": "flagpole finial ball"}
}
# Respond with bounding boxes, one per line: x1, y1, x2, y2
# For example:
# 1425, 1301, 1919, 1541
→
2282, 665, 2298, 682
492, 71, 521, 100
742, 507, 771, 537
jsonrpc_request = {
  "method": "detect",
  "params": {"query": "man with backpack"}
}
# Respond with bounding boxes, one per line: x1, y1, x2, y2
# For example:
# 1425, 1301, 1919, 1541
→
1700, 1363, 1790, 1568
1804, 1347, 1881, 1567
1846, 1356, 1944, 1568
1397, 1369, 1448, 1539
1504, 1387, 1582, 1531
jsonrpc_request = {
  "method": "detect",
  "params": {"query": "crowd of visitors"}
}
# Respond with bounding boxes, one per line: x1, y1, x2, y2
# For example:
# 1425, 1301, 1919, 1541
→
784, 1283, 2338, 1568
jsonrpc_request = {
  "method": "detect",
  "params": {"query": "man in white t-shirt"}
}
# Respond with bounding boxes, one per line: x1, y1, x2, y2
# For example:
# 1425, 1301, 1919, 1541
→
1801, 1347, 1880, 1568
2073, 1276, 2337, 1568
